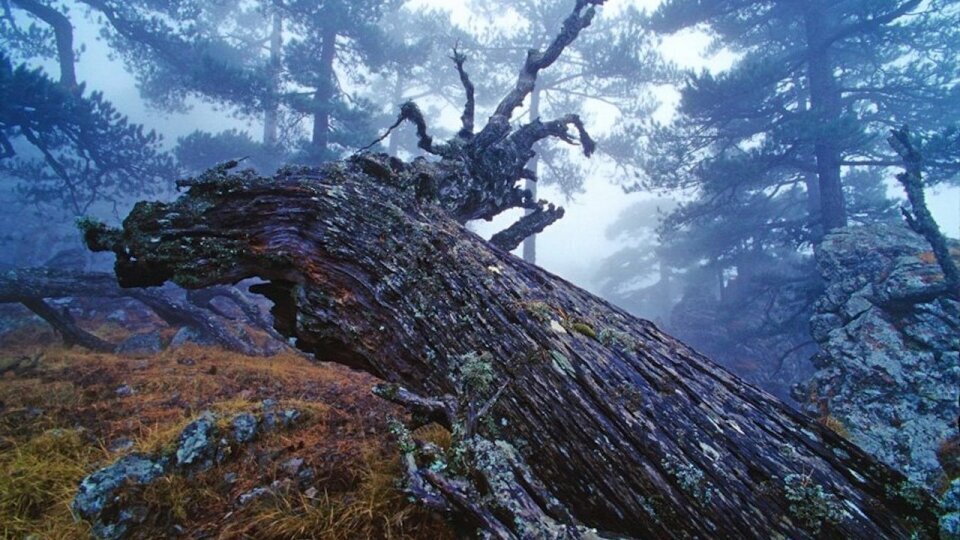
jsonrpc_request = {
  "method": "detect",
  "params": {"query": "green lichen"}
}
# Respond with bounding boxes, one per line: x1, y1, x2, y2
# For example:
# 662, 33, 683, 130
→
452, 352, 495, 395
598, 328, 636, 350
549, 351, 574, 375
387, 418, 415, 454
885, 480, 927, 511
783, 473, 844, 533
523, 301, 555, 323
570, 321, 597, 340
662, 457, 717, 505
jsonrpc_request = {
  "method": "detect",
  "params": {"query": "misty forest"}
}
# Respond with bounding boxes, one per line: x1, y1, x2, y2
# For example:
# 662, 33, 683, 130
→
0, 0, 958, 538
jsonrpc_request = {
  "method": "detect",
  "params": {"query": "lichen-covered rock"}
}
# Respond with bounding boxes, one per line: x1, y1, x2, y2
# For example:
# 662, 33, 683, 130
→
941, 479, 960, 539
72, 454, 169, 540
231, 412, 258, 443
116, 331, 163, 356
797, 223, 959, 488
261, 399, 300, 431
176, 411, 217, 468
73, 405, 304, 538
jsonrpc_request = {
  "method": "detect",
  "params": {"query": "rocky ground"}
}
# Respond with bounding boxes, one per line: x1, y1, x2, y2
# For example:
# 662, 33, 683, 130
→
0, 305, 452, 539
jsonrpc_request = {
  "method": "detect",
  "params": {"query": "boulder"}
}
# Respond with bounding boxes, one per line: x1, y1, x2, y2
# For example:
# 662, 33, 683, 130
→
72, 454, 169, 540
175, 412, 217, 469
116, 331, 163, 356
169, 326, 215, 349
797, 223, 959, 488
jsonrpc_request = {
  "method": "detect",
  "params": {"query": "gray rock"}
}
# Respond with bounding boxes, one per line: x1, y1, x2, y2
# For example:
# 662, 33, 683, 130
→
72, 454, 169, 539
943, 480, 960, 540
231, 413, 258, 443
799, 224, 960, 489
237, 486, 271, 506
108, 437, 134, 453
116, 332, 163, 356
115, 384, 135, 398
169, 326, 214, 349
263, 408, 301, 431
281, 457, 304, 475
944, 479, 960, 512
106, 309, 129, 324
809, 313, 843, 342
176, 412, 217, 468
941, 514, 960, 540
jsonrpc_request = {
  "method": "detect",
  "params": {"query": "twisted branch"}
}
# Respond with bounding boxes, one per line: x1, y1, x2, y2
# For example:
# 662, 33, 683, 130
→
451, 45, 475, 140
889, 126, 959, 297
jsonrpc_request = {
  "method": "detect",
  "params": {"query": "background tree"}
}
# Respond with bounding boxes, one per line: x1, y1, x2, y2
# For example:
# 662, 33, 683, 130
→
277, 0, 402, 162
0, 0, 174, 237
596, 0, 960, 399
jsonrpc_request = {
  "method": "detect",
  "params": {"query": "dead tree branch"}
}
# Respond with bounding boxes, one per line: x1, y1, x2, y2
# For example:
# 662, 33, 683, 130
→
451, 45, 475, 140
362, 0, 603, 251
889, 125, 960, 297
489, 202, 565, 252
0, 268, 275, 354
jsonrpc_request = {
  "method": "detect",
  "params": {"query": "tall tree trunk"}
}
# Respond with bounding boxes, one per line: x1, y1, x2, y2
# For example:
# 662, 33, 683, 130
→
522, 88, 541, 263
263, 9, 282, 147
84, 157, 939, 539
388, 72, 404, 156
311, 26, 338, 160
804, 3, 847, 232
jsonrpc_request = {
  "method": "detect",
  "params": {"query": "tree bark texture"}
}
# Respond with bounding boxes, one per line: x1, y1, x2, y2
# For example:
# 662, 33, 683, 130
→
83, 157, 939, 539
889, 126, 960, 298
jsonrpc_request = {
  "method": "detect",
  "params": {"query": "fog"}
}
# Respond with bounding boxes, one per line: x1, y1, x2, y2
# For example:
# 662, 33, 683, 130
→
2, 0, 958, 399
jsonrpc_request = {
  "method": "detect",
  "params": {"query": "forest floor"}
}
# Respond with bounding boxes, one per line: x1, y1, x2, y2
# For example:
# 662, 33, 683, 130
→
0, 308, 453, 539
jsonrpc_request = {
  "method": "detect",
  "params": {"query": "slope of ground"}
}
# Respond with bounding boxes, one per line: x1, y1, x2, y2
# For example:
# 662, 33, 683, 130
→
0, 316, 453, 539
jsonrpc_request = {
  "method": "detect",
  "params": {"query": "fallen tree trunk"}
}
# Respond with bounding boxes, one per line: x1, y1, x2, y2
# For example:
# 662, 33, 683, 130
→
83, 158, 940, 538
0, 267, 272, 355
19, 297, 115, 352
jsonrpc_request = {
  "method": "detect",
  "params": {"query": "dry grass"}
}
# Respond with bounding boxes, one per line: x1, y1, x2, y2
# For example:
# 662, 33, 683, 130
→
0, 428, 99, 538
0, 321, 454, 539
225, 446, 451, 540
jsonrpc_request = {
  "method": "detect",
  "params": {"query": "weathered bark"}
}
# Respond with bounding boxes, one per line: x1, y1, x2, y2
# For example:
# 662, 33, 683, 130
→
0, 268, 273, 355
83, 158, 939, 538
